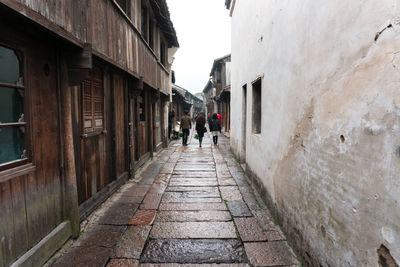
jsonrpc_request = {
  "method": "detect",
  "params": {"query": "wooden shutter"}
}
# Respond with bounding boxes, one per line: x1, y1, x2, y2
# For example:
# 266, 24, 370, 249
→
82, 79, 93, 132
82, 68, 104, 133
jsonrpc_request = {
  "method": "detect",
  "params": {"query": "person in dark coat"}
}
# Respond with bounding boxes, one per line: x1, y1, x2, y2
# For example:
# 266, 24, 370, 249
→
209, 113, 221, 145
180, 110, 192, 146
207, 113, 212, 129
195, 112, 207, 147
168, 109, 175, 139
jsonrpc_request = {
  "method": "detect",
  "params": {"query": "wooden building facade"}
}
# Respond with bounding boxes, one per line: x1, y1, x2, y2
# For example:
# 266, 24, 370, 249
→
171, 84, 192, 123
203, 54, 231, 132
0, 0, 178, 266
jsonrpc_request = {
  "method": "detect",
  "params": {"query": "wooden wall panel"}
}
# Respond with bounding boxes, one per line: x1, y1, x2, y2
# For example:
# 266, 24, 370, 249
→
0, 181, 16, 266
0, 28, 63, 266
9, 0, 172, 95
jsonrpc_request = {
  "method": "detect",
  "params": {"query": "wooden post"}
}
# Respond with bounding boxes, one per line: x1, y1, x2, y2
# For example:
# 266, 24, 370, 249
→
59, 55, 80, 237
146, 90, 154, 158
161, 97, 167, 148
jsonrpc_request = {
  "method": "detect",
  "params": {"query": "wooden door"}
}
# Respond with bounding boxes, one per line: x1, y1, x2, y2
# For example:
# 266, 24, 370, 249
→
138, 94, 147, 158
129, 98, 137, 170
78, 68, 107, 204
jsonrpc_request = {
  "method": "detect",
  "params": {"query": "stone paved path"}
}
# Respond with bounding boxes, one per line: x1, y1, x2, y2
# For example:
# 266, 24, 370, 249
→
50, 131, 299, 267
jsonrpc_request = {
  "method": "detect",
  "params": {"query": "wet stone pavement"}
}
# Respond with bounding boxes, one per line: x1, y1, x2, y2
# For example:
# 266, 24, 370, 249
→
50, 131, 299, 267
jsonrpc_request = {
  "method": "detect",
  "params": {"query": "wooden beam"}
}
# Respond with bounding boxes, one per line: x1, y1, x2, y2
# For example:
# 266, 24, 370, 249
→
67, 43, 92, 86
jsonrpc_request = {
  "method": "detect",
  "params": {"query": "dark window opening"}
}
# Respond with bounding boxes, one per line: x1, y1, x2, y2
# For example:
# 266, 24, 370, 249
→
82, 68, 104, 134
0, 44, 28, 170
252, 78, 262, 134
141, 5, 148, 41
160, 41, 166, 66
149, 19, 154, 49
139, 94, 146, 122
116, 0, 131, 17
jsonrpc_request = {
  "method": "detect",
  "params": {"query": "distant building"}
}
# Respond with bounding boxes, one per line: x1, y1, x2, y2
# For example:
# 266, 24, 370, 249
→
171, 84, 203, 123
203, 54, 231, 132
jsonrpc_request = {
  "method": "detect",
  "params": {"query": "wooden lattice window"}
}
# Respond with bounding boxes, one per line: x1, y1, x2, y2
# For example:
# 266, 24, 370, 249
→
0, 44, 29, 170
138, 94, 146, 122
82, 68, 104, 133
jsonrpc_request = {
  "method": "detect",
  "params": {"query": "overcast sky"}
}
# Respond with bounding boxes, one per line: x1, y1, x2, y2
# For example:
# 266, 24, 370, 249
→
167, 0, 231, 94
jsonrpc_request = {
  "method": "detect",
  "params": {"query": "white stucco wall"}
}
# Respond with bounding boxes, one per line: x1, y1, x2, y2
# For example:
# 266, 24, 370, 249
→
230, 0, 400, 266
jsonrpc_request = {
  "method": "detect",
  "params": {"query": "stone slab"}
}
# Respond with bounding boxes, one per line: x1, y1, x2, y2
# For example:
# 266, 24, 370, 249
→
114, 226, 151, 259
156, 210, 232, 222
218, 177, 238, 186
227, 201, 252, 217
216, 171, 233, 179
174, 165, 216, 171
244, 242, 299, 266
159, 203, 227, 211
172, 172, 217, 178
234, 217, 268, 242
169, 179, 218, 187
177, 158, 215, 163
129, 210, 157, 225
97, 203, 139, 225
120, 185, 149, 197
112, 195, 144, 204
219, 186, 243, 201
148, 182, 168, 194
166, 186, 220, 194
140, 265, 249, 267
161, 197, 222, 203
107, 259, 139, 267
72, 225, 125, 248
140, 239, 246, 264
265, 230, 285, 241
160, 163, 176, 174
150, 222, 237, 239
140, 193, 163, 210
163, 191, 220, 199
52, 246, 112, 267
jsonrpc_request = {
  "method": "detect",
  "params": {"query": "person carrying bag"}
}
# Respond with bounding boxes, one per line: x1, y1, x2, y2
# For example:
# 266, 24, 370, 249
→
195, 112, 207, 147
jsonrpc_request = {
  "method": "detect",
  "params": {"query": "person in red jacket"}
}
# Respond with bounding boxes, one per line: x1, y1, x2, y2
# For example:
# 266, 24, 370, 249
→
217, 113, 222, 128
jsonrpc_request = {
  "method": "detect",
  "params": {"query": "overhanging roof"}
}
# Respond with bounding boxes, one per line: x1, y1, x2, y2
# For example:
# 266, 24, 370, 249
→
210, 54, 231, 75
150, 0, 179, 47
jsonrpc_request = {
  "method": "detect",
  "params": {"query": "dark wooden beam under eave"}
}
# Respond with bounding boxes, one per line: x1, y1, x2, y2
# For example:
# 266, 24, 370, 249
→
67, 43, 92, 86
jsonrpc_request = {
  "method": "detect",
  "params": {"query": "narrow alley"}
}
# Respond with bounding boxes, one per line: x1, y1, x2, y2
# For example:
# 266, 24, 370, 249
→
49, 132, 299, 267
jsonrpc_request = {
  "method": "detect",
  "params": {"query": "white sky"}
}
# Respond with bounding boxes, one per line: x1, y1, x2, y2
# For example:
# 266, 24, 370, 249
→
167, 0, 231, 94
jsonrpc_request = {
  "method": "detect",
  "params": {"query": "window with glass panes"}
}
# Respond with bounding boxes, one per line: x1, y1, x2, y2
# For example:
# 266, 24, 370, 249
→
0, 44, 28, 169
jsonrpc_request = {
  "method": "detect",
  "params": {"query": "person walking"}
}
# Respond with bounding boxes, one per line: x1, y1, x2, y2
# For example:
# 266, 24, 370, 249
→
180, 110, 191, 146
209, 113, 221, 145
195, 112, 207, 147
168, 109, 175, 140
207, 113, 212, 129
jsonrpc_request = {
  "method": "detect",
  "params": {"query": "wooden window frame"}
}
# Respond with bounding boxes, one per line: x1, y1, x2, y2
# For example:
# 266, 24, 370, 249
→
0, 42, 31, 171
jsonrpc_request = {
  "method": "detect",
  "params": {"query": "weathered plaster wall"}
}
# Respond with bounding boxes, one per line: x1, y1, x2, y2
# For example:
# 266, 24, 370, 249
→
230, 0, 400, 266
